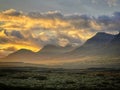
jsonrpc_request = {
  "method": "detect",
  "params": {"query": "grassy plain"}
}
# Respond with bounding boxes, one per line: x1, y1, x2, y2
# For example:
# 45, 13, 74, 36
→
0, 67, 120, 90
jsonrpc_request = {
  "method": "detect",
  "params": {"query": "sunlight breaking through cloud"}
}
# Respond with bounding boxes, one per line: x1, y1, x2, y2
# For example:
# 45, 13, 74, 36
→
0, 9, 120, 56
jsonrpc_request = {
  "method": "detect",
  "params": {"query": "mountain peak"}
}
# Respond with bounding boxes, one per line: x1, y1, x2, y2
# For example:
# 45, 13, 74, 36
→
8, 49, 35, 57
3, 48, 36, 61
95, 32, 112, 37
38, 44, 73, 54
96, 32, 107, 35
15, 49, 33, 53
83, 32, 114, 47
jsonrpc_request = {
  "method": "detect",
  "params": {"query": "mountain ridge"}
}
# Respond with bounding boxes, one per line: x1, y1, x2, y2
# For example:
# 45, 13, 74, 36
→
0, 32, 120, 68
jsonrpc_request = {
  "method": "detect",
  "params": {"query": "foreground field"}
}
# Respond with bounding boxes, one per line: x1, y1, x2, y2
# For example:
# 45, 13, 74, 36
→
0, 67, 120, 90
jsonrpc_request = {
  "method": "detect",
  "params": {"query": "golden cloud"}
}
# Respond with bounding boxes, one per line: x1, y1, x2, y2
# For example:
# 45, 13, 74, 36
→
0, 9, 119, 56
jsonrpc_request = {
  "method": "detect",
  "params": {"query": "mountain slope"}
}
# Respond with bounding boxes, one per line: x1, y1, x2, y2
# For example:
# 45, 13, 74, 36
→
111, 32, 120, 45
63, 32, 120, 68
84, 32, 114, 47
108, 32, 120, 56
68, 32, 120, 61
71, 32, 114, 56
1, 49, 37, 62
0, 32, 120, 68
1, 45, 74, 63
38, 45, 73, 54
36, 44, 75, 61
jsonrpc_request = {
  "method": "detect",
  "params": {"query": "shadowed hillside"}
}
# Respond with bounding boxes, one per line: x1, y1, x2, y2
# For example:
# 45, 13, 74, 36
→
0, 32, 120, 69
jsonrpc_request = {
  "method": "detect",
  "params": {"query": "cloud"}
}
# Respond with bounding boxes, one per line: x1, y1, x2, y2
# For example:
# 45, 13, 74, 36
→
106, 0, 117, 7
58, 38, 69, 47
96, 12, 120, 32
0, 29, 10, 44
11, 30, 24, 39
0, 46, 17, 51
0, 9, 120, 56
1, 9, 23, 16
0, 29, 40, 53
92, 0, 118, 7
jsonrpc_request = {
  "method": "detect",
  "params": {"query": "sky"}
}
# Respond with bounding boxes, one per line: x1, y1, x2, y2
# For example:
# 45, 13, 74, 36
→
0, 0, 120, 15
0, 0, 120, 57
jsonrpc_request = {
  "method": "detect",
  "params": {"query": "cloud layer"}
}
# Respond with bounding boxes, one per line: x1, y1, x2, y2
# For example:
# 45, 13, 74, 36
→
0, 0, 119, 16
0, 9, 120, 57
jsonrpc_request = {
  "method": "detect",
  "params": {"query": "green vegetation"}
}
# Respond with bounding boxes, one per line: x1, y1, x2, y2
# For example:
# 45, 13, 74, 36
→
0, 67, 120, 90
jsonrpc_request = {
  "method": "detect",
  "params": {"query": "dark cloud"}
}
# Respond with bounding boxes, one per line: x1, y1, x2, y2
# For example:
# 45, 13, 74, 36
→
97, 15, 111, 25
65, 14, 91, 29
0, 37, 9, 44
96, 12, 120, 32
0, 29, 24, 39
0, 30, 9, 43
114, 12, 120, 17
11, 30, 24, 39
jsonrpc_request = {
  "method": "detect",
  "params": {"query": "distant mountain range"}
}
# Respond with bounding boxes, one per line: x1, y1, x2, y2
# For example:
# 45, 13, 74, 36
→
0, 32, 120, 68
1, 44, 74, 63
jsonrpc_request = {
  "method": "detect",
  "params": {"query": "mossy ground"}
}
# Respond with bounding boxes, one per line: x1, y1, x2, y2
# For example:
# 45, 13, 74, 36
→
0, 67, 120, 90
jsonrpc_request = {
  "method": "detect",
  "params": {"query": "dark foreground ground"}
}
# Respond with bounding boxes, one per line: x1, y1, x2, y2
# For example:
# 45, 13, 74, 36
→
0, 67, 120, 90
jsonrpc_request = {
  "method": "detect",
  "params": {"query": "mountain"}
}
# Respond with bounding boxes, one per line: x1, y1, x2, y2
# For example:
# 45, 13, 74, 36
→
1, 45, 74, 63
0, 32, 120, 69
111, 32, 120, 45
36, 44, 75, 61
1, 49, 37, 62
70, 31, 120, 59
71, 32, 114, 55
64, 32, 120, 68
108, 32, 120, 56
10, 49, 35, 55
38, 45, 74, 54
84, 32, 114, 47
6, 49, 36, 58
